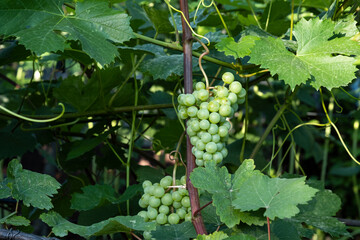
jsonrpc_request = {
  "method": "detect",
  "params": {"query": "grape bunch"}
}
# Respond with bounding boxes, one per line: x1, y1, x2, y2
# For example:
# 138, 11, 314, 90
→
137, 175, 191, 229
177, 72, 246, 166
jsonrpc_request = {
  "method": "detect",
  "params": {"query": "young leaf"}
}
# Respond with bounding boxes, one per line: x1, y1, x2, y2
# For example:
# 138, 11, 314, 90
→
0, 215, 31, 227
249, 18, 360, 90
233, 175, 318, 220
40, 211, 156, 238
70, 184, 118, 211
7, 159, 61, 210
0, 0, 134, 65
215, 36, 259, 59
151, 221, 197, 240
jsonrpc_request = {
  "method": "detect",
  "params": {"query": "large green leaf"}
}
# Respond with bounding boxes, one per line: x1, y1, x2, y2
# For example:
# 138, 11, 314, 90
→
249, 18, 360, 90
215, 36, 259, 59
7, 159, 61, 210
289, 188, 349, 237
0, 0, 133, 65
233, 175, 318, 220
40, 211, 156, 238
190, 160, 262, 228
71, 184, 118, 211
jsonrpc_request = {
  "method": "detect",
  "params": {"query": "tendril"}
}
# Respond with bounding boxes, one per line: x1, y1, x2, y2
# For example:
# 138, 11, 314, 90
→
320, 88, 360, 166
164, 0, 210, 45
330, 90, 343, 113
194, 37, 210, 89
0, 103, 65, 123
340, 87, 360, 101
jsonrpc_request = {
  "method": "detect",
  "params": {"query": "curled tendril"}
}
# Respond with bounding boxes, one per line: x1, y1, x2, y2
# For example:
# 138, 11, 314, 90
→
169, 150, 186, 168
0, 103, 65, 123
330, 91, 343, 113
194, 37, 210, 89
164, 0, 210, 45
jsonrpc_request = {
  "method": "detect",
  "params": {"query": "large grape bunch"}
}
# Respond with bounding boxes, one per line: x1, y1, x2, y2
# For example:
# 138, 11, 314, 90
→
177, 72, 246, 166
138, 175, 191, 234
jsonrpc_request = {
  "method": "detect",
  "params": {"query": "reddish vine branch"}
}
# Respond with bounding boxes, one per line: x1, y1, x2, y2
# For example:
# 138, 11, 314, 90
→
179, 0, 207, 235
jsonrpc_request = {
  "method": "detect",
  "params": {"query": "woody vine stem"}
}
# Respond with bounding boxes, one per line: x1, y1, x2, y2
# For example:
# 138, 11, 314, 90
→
179, 0, 207, 234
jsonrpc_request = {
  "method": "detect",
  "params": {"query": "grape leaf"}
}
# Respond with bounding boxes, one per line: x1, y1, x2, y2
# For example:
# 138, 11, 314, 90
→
226, 233, 256, 240
71, 184, 118, 211
190, 160, 261, 228
196, 231, 228, 240
0, 0, 134, 65
40, 211, 156, 238
215, 36, 259, 59
0, 180, 11, 199
233, 175, 318, 220
0, 129, 36, 159
0, 215, 31, 227
249, 18, 360, 90
7, 159, 61, 210
289, 189, 349, 237
151, 221, 197, 240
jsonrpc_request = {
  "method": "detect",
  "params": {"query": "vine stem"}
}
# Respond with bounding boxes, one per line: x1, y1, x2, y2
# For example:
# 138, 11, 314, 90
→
179, 0, 207, 235
267, 217, 271, 240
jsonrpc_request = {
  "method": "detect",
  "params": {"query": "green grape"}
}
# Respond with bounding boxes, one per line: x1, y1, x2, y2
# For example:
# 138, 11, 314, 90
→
177, 208, 187, 219
218, 126, 228, 137
195, 158, 204, 166
181, 196, 191, 208
197, 89, 209, 101
159, 205, 170, 214
190, 136, 200, 145
172, 191, 182, 202
197, 130, 206, 138
201, 132, 212, 143
231, 103, 239, 112
219, 104, 231, 117
138, 210, 149, 221
196, 140, 206, 151
190, 120, 201, 132
184, 94, 196, 106
187, 106, 198, 117
194, 150, 204, 159
173, 201, 182, 209
216, 142, 224, 151
217, 86, 229, 98
208, 100, 220, 112
185, 213, 192, 222
197, 109, 210, 120
178, 108, 188, 119
156, 213, 168, 225
203, 152, 212, 161
229, 81, 242, 94
142, 180, 152, 189
192, 146, 197, 154
228, 92, 238, 104
221, 148, 228, 158
195, 82, 206, 90
143, 230, 153, 240
161, 193, 173, 206
199, 119, 210, 130
160, 176, 172, 188
168, 213, 180, 224
149, 196, 161, 208
213, 152, 223, 163
208, 124, 219, 135
177, 94, 185, 105
199, 101, 208, 109
147, 207, 158, 220
222, 121, 231, 130
153, 186, 165, 198
180, 175, 186, 185
205, 142, 217, 154
222, 72, 235, 84
209, 112, 220, 124
141, 193, 151, 205
238, 98, 245, 104
238, 87, 246, 98
212, 134, 220, 143
179, 188, 188, 196
186, 126, 197, 137
139, 199, 147, 208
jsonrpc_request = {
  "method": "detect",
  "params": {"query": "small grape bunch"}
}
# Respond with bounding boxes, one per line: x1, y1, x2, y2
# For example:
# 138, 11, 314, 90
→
177, 72, 246, 166
138, 175, 191, 230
